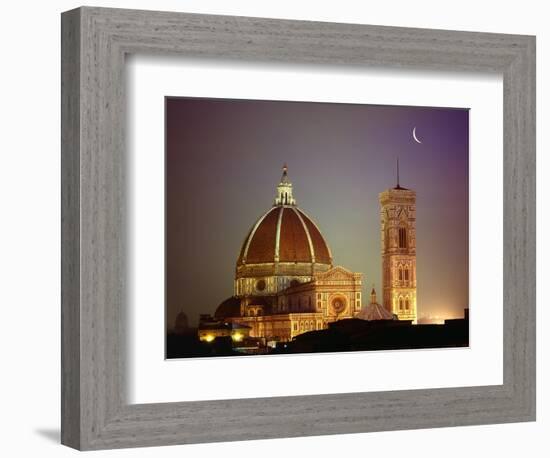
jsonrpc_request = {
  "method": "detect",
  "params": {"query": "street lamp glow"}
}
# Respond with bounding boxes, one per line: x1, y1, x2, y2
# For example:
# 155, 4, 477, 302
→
232, 332, 243, 342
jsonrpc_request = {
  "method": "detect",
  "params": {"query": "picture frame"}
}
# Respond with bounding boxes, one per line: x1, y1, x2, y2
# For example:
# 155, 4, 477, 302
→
61, 6, 535, 450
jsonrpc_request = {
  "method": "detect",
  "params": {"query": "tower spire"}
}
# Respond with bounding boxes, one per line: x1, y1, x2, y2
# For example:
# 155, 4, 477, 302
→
396, 157, 400, 188
393, 157, 408, 190
370, 284, 377, 304
274, 164, 296, 206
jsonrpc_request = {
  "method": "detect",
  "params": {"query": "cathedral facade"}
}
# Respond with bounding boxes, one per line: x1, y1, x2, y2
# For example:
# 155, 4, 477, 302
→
215, 165, 362, 342
213, 164, 418, 342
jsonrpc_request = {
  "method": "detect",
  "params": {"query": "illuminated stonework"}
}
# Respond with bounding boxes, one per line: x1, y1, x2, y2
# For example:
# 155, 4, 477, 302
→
274, 163, 296, 206
379, 179, 418, 323
197, 319, 251, 342
227, 266, 362, 342
216, 166, 362, 342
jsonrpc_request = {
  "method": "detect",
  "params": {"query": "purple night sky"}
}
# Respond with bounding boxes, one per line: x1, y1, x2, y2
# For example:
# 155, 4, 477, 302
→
166, 97, 469, 328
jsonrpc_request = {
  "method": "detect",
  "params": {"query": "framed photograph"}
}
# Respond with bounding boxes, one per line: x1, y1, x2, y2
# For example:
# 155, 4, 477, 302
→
61, 6, 535, 450
164, 97, 470, 359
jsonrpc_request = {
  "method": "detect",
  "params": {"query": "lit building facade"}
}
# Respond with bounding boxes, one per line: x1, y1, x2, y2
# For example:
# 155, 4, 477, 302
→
379, 167, 418, 323
215, 165, 363, 342
197, 315, 251, 343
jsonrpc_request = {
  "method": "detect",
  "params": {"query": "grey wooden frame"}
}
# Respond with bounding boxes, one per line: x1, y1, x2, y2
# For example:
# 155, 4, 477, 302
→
61, 6, 536, 451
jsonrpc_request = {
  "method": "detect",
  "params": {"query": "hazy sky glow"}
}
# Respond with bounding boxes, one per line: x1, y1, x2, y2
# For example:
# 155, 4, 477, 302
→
166, 97, 469, 327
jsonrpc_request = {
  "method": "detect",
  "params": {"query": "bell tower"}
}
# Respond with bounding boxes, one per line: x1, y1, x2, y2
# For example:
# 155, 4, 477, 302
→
379, 160, 417, 322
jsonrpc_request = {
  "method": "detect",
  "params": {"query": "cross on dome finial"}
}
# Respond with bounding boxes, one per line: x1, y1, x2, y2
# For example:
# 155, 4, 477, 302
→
274, 163, 296, 206
281, 163, 289, 183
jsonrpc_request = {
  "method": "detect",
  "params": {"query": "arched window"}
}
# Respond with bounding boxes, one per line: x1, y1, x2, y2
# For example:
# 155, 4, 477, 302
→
398, 227, 408, 249
404, 267, 409, 281
399, 298, 404, 310
405, 299, 410, 310
399, 266, 403, 281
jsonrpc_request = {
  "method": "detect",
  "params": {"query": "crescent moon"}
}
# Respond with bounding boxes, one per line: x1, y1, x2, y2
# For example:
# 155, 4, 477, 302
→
412, 127, 422, 144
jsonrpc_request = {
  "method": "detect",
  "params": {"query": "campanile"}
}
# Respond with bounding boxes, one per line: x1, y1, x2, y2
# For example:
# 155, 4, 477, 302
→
379, 162, 417, 322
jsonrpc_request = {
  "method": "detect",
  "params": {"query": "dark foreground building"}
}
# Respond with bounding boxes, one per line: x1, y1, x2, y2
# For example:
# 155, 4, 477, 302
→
166, 308, 468, 358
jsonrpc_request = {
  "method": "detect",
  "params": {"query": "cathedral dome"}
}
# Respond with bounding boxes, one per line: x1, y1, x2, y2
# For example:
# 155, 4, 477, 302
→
237, 205, 332, 265
237, 165, 332, 267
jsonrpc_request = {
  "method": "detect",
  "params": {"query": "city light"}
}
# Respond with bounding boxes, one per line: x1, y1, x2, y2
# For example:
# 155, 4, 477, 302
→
232, 332, 243, 342
204, 334, 215, 342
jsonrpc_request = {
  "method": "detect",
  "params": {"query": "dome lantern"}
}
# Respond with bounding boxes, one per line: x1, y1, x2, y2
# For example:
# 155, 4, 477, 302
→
274, 163, 296, 206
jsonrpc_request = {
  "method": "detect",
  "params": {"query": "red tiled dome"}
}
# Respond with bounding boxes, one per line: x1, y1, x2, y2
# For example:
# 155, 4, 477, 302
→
238, 206, 332, 265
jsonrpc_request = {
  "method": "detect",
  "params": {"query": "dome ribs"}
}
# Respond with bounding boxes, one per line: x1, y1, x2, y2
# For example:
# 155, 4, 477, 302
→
278, 208, 311, 263
297, 209, 332, 264
244, 208, 278, 264
238, 206, 332, 267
